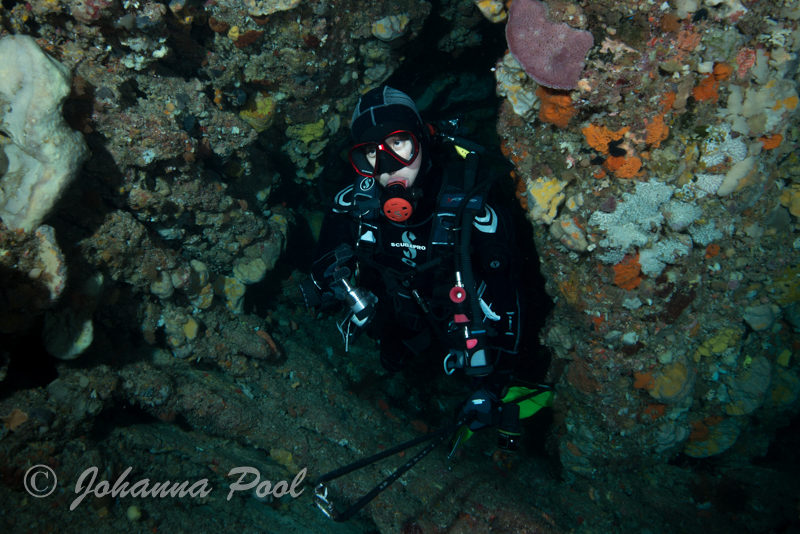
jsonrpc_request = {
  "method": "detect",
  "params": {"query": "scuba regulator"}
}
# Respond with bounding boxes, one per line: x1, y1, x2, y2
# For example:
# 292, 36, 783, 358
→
381, 182, 422, 222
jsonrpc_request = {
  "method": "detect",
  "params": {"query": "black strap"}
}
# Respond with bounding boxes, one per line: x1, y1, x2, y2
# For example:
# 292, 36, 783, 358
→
316, 423, 458, 485
315, 387, 548, 522
315, 416, 472, 522
325, 434, 447, 522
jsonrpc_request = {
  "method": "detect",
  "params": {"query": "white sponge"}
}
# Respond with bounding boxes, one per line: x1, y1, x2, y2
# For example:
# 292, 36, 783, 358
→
0, 35, 89, 232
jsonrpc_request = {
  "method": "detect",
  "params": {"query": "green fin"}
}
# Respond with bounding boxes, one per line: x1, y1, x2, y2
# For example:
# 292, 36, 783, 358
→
448, 424, 474, 458
502, 386, 553, 419
454, 424, 473, 444
450, 387, 553, 457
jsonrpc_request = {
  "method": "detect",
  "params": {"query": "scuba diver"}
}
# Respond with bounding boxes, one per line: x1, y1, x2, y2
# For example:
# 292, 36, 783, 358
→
301, 85, 526, 436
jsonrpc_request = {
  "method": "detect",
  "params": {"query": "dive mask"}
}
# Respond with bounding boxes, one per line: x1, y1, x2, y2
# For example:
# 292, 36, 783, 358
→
349, 130, 420, 178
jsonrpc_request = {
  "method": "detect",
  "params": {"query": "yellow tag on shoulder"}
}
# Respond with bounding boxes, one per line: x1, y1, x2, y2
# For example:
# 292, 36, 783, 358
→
455, 146, 470, 159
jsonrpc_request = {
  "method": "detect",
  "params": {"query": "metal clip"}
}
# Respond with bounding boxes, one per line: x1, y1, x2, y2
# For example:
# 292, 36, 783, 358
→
446, 428, 467, 470
314, 484, 336, 519
336, 314, 353, 352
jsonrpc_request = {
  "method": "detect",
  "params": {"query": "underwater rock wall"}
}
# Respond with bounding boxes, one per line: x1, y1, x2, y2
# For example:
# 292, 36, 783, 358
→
0, 0, 437, 360
0, 1, 798, 529
493, 0, 800, 475
0, 3, 528, 529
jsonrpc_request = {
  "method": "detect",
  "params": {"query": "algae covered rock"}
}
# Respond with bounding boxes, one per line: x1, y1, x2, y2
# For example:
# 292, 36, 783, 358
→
372, 14, 411, 42
725, 357, 772, 416
233, 258, 268, 284
684, 418, 741, 458
649, 360, 696, 404
243, 0, 301, 17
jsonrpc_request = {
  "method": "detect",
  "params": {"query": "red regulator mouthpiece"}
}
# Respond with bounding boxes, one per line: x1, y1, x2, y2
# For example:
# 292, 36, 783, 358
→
382, 197, 413, 221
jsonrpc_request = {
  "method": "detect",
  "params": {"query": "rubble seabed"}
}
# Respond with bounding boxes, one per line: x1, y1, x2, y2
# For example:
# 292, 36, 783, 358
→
0, 0, 799, 532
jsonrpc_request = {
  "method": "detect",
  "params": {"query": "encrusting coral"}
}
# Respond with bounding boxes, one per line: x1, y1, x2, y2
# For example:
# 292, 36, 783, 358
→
692, 62, 734, 103
759, 133, 783, 150
645, 115, 669, 149
613, 253, 643, 290
581, 124, 630, 155
603, 155, 643, 179
505, 0, 593, 89
535, 86, 577, 128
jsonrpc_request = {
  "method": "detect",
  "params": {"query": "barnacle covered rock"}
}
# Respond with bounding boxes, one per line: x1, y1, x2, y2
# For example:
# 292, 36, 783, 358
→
233, 258, 268, 284
496, 0, 800, 480
725, 356, 772, 416
371, 14, 411, 42
243, 0, 301, 17
213, 275, 246, 315
494, 53, 540, 122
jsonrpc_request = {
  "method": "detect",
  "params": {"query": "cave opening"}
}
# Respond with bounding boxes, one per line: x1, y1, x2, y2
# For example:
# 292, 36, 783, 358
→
0, 316, 58, 400
252, 3, 554, 400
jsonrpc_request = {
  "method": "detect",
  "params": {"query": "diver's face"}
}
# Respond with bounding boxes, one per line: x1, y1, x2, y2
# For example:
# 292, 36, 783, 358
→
364, 134, 422, 188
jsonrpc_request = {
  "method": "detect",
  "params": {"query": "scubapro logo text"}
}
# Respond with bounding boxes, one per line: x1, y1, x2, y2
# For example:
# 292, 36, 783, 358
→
390, 242, 426, 250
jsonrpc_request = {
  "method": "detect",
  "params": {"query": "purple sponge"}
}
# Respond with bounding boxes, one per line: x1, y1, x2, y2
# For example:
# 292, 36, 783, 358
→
506, 0, 594, 90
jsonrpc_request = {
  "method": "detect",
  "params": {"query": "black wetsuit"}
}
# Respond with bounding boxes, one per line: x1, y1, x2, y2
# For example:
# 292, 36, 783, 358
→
311, 157, 522, 383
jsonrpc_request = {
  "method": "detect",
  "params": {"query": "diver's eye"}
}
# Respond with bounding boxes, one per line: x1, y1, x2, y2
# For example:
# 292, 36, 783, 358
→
386, 136, 412, 159
363, 145, 377, 168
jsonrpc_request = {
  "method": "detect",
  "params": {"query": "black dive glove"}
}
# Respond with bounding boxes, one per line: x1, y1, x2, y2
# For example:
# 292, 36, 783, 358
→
301, 244, 359, 307
302, 244, 378, 349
